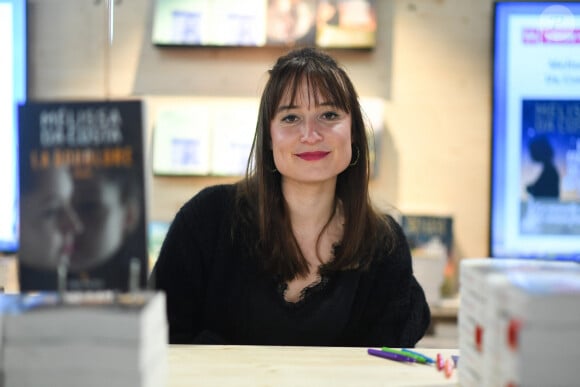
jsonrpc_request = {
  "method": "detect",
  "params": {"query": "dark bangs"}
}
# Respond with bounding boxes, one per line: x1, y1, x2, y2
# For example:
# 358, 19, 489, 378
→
265, 54, 355, 119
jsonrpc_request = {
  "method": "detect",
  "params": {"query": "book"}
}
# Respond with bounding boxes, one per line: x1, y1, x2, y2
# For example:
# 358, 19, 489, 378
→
400, 215, 453, 304
457, 258, 580, 386
152, 102, 213, 175
494, 272, 580, 387
0, 291, 168, 387
4, 365, 167, 387
151, 99, 257, 176
512, 99, 580, 259
18, 100, 148, 292
520, 100, 580, 220
2, 291, 166, 342
502, 271, 580, 324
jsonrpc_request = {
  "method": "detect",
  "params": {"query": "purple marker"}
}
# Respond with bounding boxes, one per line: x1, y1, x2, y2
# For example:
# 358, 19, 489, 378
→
367, 348, 416, 362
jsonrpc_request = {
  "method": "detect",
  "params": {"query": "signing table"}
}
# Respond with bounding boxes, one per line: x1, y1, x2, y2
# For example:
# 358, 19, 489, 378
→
166, 345, 459, 387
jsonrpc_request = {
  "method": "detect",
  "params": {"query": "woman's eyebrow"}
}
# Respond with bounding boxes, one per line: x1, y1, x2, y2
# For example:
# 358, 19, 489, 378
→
276, 104, 298, 112
276, 101, 337, 112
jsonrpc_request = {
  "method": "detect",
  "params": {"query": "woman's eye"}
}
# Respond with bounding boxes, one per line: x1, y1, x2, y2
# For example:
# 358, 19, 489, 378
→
321, 111, 339, 120
281, 114, 299, 123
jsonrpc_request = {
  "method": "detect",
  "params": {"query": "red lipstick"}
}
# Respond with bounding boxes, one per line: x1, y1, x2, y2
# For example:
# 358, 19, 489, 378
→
296, 151, 330, 161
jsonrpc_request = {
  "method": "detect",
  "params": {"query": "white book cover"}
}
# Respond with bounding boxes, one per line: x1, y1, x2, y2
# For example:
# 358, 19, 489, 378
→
1, 291, 168, 387
4, 355, 167, 387
459, 258, 579, 329
2, 291, 166, 343
3, 327, 167, 371
152, 98, 258, 176
210, 99, 257, 176
482, 271, 580, 387
152, 103, 212, 175
504, 271, 580, 323
458, 258, 580, 385
498, 343, 580, 387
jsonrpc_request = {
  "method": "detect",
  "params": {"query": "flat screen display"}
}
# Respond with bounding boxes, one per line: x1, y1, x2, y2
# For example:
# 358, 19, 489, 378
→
491, 1, 580, 261
151, 0, 377, 49
0, 0, 26, 253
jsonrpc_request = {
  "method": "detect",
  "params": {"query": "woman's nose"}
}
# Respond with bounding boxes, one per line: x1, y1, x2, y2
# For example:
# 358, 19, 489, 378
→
300, 119, 323, 143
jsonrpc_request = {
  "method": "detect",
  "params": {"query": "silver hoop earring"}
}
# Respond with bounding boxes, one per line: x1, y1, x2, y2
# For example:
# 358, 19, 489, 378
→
349, 146, 360, 166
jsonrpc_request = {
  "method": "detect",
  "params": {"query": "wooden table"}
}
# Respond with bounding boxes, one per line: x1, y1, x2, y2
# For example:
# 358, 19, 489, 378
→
0, 259, 459, 386
167, 345, 459, 387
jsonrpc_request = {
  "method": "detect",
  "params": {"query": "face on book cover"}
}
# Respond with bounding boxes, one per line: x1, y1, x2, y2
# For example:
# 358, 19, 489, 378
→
70, 172, 140, 271
19, 166, 83, 269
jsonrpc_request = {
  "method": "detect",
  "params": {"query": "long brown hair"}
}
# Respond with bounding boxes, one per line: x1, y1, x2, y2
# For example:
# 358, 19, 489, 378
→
236, 47, 395, 281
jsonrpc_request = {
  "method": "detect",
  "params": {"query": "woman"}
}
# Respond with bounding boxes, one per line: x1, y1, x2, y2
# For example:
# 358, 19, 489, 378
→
69, 169, 145, 291
525, 135, 560, 199
151, 47, 430, 347
19, 166, 84, 291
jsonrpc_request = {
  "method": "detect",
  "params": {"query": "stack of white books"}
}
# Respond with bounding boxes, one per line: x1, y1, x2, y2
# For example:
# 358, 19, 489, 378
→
0, 291, 167, 387
490, 271, 580, 387
400, 214, 453, 306
411, 239, 448, 306
457, 258, 580, 387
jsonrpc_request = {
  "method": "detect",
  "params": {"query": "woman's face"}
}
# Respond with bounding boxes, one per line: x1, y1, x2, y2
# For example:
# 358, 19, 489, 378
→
270, 80, 352, 186
19, 167, 83, 269
71, 177, 135, 271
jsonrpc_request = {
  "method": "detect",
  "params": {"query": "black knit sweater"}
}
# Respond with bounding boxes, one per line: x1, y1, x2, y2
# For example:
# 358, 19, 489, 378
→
150, 184, 430, 347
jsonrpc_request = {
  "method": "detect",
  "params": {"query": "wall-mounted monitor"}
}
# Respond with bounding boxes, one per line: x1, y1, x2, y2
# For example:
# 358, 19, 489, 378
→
151, 0, 377, 49
0, 0, 26, 254
490, 1, 580, 261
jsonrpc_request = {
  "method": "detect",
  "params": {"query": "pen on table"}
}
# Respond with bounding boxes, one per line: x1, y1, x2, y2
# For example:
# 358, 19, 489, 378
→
367, 348, 416, 362
436, 353, 445, 371
443, 358, 454, 378
451, 354, 459, 367
381, 347, 430, 364
400, 348, 435, 364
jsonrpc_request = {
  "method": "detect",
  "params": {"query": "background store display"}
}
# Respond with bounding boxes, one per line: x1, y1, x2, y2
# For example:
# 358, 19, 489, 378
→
490, 1, 580, 261
0, 0, 26, 254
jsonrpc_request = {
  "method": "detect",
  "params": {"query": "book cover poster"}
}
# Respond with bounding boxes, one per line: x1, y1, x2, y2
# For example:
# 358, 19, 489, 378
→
520, 99, 580, 235
151, 0, 376, 49
152, 99, 257, 176
152, 0, 268, 46
152, 103, 212, 175
401, 215, 453, 259
401, 215, 454, 301
18, 100, 148, 292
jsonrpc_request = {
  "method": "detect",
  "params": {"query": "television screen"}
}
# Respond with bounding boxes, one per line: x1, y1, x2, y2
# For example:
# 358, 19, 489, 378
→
490, 1, 580, 261
0, 0, 26, 254
151, 0, 377, 49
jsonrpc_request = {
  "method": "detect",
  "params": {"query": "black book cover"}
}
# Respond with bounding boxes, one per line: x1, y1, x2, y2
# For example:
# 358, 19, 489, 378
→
18, 100, 147, 292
